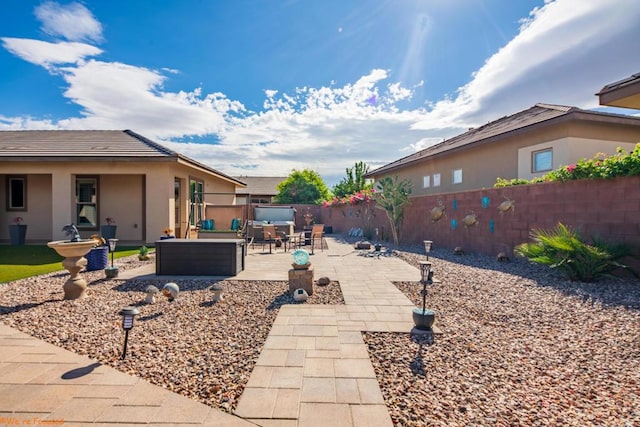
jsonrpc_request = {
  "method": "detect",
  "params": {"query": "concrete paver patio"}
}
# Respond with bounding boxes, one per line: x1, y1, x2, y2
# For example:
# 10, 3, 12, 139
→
1, 236, 433, 426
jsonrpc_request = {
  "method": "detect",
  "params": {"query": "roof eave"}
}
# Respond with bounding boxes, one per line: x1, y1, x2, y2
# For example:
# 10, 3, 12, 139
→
366, 109, 640, 177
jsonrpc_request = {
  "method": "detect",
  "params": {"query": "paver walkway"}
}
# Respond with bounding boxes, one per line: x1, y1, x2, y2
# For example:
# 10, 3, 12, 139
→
0, 323, 253, 426
233, 238, 428, 426
1, 236, 432, 426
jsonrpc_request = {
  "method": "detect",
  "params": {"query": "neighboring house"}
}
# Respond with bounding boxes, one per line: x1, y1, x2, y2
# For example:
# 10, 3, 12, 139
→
0, 130, 245, 244
597, 72, 640, 109
234, 176, 287, 205
365, 103, 640, 195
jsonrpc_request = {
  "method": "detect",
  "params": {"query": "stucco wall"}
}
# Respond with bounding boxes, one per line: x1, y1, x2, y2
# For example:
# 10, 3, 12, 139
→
316, 176, 640, 257
1, 160, 240, 244
370, 120, 640, 197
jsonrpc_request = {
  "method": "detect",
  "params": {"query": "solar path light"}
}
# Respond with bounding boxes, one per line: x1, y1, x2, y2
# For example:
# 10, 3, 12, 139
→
119, 306, 140, 359
412, 261, 435, 330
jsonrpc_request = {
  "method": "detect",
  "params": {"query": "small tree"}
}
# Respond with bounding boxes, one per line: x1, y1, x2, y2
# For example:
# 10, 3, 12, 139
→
274, 169, 331, 204
333, 161, 372, 198
373, 175, 412, 245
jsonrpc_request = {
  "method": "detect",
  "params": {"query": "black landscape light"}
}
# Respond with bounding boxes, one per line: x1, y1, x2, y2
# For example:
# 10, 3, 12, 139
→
412, 261, 435, 331
119, 306, 140, 359
108, 238, 118, 268
423, 240, 432, 260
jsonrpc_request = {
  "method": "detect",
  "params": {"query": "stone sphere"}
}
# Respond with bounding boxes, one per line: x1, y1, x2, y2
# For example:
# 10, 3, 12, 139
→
162, 282, 180, 301
317, 277, 331, 286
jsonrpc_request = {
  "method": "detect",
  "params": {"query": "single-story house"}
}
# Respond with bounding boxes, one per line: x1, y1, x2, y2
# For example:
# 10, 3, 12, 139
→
234, 176, 287, 205
0, 130, 246, 244
597, 72, 640, 109
365, 103, 640, 195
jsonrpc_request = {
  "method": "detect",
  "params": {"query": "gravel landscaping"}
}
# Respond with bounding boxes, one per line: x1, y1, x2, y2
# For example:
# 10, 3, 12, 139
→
0, 253, 344, 413
365, 245, 640, 427
2, 242, 639, 426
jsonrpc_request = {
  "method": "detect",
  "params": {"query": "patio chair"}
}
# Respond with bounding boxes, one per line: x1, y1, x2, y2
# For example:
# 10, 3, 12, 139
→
309, 224, 326, 254
261, 224, 288, 253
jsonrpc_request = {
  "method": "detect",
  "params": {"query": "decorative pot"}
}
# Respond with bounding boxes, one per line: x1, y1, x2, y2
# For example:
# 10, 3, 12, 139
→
9, 224, 27, 245
100, 225, 117, 240
412, 308, 435, 330
160, 235, 175, 240
105, 266, 119, 279
86, 246, 108, 271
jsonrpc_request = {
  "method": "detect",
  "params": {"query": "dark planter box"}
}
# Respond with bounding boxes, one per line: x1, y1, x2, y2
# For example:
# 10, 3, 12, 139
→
156, 238, 245, 276
86, 246, 108, 271
100, 225, 117, 240
9, 224, 27, 245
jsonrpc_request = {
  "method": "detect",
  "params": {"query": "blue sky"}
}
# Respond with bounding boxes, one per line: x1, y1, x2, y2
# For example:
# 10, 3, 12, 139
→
1, 1, 639, 186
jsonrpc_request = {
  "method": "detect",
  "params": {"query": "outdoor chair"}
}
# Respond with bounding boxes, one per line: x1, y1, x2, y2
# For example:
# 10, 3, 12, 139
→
261, 224, 288, 253
309, 224, 326, 254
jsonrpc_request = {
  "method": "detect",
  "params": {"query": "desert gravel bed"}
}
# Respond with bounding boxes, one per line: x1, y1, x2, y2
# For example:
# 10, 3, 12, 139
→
365, 246, 640, 426
0, 253, 344, 412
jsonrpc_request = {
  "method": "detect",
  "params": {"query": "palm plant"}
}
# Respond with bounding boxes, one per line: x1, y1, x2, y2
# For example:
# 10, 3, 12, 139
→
515, 223, 636, 282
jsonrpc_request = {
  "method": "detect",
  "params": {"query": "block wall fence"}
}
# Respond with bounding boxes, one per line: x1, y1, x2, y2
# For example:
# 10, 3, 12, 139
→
303, 175, 640, 257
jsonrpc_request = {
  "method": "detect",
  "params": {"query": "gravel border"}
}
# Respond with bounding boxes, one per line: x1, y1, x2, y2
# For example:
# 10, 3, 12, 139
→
365, 244, 640, 426
0, 254, 344, 412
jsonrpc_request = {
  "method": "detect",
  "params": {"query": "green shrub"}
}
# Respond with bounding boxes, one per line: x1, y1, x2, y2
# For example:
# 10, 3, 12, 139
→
494, 177, 531, 188
495, 143, 640, 187
514, 223, 636, 282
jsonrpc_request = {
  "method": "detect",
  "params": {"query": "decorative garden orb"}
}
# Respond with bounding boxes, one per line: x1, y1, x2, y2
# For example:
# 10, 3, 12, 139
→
162, 282, 180, 301
293, 288, 308, 302
292, 249, 310, 269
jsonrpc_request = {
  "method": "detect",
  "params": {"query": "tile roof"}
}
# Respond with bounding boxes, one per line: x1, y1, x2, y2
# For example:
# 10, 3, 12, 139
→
234, 176, 287, 195
596, 72, 640, 109
597, 72, 640, 95
0, 129, 245, 186
367, 103, 640, 176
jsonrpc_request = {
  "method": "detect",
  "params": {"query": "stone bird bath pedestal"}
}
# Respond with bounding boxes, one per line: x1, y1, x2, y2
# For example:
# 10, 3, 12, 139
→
47, 239, 96, 300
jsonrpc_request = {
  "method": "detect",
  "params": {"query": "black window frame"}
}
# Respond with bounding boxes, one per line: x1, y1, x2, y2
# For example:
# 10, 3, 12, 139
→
6, 175, 27, 211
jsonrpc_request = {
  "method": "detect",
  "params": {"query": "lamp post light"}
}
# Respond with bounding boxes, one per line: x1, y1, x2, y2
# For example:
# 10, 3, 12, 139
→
119, 306, 140, 359
108, 238, 118, 268
105, 239, 119, 278
412, 261, 435, 331
423, 240, 433, 260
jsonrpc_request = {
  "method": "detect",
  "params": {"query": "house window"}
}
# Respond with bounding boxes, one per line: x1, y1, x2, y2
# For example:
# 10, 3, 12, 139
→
76, 177, 98, 228
423, 175, 430, 188
7, 176, 27, 211
433, 173, 441, 187
453, 169, 463, 184
189, 178, 204, 226
533, 149, 553, 172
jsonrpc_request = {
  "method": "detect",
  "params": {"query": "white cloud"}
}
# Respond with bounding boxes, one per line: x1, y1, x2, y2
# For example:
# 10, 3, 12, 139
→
2, 0, 640, 186
412, 0, 640, 130
54, 60, 244, 138
35, 1, 103, 43
1, 38, 102, 68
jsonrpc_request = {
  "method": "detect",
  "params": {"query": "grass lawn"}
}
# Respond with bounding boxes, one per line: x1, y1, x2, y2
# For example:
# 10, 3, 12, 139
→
0, 245, 145, 283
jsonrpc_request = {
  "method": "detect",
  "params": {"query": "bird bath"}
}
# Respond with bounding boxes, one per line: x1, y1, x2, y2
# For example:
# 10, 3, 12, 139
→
47, 239, 96, 300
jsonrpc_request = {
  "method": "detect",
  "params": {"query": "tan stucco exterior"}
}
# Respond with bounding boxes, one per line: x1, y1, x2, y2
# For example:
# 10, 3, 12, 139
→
1, 159, 241, 245
368, 111, 640, 196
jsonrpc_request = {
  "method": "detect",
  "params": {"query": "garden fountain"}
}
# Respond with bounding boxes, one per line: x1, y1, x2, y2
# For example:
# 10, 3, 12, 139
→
47, 224, 96, 300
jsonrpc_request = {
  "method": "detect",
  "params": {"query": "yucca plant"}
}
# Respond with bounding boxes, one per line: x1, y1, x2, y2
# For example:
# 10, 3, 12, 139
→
515, 223, 636, 282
